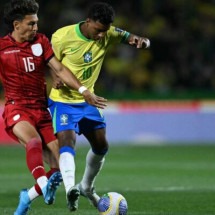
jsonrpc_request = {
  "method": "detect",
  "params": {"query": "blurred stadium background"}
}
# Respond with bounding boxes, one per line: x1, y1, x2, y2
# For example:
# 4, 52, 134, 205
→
0, 0, 215, 144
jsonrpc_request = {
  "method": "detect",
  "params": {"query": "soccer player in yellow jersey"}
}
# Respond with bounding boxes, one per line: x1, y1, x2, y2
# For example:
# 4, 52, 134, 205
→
48, 2, 150, 211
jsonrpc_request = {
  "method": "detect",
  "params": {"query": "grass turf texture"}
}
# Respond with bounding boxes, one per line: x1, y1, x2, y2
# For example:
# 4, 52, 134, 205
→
0, 144, 215, 214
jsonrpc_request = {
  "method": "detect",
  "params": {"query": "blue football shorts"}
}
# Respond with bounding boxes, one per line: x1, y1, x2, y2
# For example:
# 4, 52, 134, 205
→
48, 98, 106, 134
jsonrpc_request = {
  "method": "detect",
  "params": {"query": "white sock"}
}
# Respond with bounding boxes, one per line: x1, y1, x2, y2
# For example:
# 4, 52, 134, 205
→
28, 186, 40, 201
36, 176, 48, 192
81, 149, 105, 190
59, 152, 75, 193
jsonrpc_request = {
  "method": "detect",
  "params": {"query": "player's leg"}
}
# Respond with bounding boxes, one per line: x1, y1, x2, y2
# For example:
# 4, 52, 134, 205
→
75, 104, 108, 207
57, 130, 80, 211
42, 141, 63, 203
14, 142, 62, 215
38, 112, 63, 204
12, 121, 50, 214
48, 100, 82, 211
80, 127, 109, 207
13, 121, 50, 196
13, 121, 61, 204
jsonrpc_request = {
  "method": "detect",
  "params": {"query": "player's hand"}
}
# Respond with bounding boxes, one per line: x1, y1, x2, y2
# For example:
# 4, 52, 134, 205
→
129, 35, 150, 49
53, 77, 64, 89
82, 90, 107, 109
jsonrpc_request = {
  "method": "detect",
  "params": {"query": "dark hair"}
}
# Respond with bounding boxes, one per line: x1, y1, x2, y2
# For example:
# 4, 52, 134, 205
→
4, 0, 39, 32
87, 2, 115, 25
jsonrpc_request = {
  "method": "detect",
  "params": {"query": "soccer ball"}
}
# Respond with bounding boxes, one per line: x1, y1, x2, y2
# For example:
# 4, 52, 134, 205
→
97, 192, 128, 215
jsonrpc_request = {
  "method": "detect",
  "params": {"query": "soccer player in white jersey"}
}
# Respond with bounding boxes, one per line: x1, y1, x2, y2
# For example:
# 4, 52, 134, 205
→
48, 2, 150, 211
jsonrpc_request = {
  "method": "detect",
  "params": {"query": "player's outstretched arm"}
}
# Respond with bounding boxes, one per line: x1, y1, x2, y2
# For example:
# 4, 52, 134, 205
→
48, 56, 82, 90
127, 34, 150, 49
48, 56, 107, 109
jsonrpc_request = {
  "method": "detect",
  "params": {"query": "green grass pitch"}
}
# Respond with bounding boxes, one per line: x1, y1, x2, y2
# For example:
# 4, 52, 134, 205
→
1, 144, 215, 214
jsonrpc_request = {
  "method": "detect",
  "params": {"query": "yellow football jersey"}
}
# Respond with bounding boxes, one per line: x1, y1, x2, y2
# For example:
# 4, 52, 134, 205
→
49, 21, 130, 103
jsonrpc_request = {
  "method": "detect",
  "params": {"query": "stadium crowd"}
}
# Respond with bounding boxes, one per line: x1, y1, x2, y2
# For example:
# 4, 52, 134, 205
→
0, 0, 214, 100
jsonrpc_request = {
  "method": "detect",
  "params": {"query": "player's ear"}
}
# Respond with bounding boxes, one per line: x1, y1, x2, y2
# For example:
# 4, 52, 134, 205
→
13, 20, 20, 30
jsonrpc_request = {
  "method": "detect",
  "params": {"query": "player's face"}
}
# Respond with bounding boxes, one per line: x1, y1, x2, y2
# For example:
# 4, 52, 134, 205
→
13, 14, 38, 43
86, 19, 111, 41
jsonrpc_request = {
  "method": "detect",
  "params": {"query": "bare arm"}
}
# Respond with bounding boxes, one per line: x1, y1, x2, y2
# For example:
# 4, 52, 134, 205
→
127, 34, 150, 49
48, 56, 107, 109
48, 56, 82, 90
49, 68, 64, 89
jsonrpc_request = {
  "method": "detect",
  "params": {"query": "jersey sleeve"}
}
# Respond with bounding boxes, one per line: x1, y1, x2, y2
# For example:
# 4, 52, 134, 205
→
51, 31, 63, 61
108, 26, 130, 44
40, 34, 54, 62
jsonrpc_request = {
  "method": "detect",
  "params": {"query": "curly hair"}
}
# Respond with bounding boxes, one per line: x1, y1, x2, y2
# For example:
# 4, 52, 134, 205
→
3, 0, 39, 32
87, 2, 115, 25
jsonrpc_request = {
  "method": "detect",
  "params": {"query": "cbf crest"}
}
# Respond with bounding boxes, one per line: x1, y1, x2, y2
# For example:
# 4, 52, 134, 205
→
83, 51, 92, 63
60, 114, 69, 125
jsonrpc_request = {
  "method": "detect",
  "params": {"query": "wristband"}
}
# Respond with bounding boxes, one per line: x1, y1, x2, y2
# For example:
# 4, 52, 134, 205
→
78, 86, 87, 94
145, 38, 150, 48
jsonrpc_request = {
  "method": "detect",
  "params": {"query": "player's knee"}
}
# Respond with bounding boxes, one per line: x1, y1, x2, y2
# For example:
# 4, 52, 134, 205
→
92, 146, 109, 155
26, 137, 42, 152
